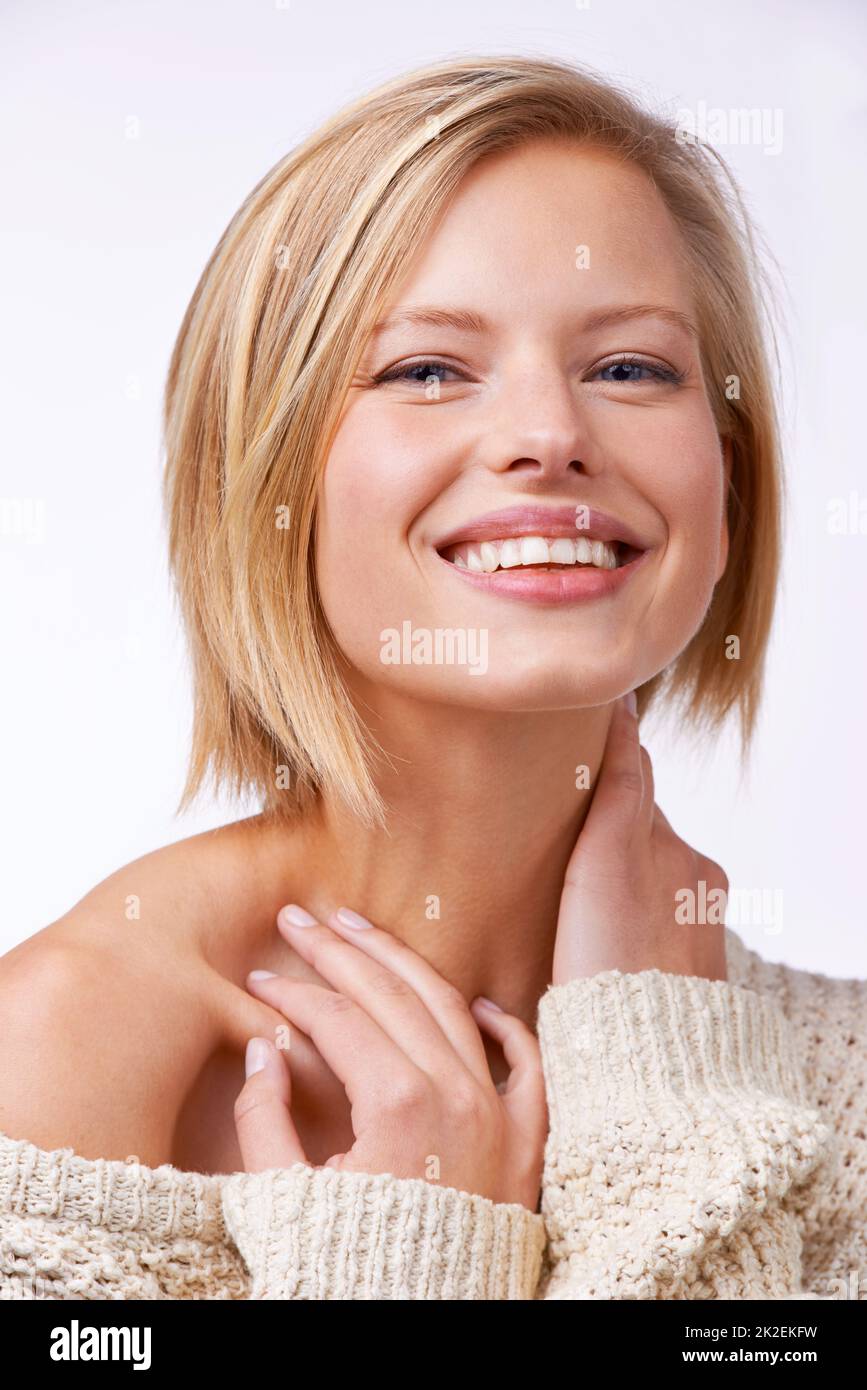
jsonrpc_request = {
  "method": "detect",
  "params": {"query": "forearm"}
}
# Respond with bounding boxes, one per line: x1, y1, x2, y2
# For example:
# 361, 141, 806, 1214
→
535, 968, 837, 1300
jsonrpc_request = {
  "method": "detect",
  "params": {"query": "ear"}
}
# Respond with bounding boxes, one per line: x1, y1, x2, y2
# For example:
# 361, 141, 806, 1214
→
717, 437, 732, 582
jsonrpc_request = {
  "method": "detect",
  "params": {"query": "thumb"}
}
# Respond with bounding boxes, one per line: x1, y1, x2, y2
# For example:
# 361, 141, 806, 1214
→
234, 1037, 307, 1173
580, 693, 645, 844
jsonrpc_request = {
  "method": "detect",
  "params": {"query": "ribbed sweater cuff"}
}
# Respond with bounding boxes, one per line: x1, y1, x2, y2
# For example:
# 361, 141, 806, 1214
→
221, 1163, 546, 1300
537, 967, 809, 1137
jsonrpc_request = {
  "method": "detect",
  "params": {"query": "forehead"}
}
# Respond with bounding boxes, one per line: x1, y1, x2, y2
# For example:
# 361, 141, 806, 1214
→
391, 139, 694, 320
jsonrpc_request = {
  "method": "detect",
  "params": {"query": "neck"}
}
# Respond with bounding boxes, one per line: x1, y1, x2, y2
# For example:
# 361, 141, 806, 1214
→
263, 696, 615, 1027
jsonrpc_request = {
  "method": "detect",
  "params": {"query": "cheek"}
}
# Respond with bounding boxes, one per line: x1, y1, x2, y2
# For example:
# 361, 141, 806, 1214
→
633, 409, 727, 643
314, 416, 443, 677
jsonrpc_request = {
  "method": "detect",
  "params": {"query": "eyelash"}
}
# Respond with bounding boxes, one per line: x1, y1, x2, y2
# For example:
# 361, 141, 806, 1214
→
372, 354, 685, 388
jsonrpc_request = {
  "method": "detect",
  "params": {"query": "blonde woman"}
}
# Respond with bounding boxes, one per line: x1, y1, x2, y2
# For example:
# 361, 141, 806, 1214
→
1, 54, 863, 1302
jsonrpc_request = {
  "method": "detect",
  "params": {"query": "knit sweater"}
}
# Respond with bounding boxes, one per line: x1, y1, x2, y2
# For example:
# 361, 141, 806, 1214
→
1, 926, 864, 1301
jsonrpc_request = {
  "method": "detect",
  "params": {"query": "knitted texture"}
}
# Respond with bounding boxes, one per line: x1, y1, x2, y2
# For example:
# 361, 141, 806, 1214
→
536, 968, 834, 1298
1, 928, 864, 1300
220, 1164, 545, 1299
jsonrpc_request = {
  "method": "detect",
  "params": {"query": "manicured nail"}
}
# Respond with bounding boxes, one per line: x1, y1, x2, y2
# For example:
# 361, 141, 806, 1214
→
623, 690, 637, 716
475, 996, 503, 1012
279, 904, 317, 928
245, 1037, 270, 1078
248, 969, 278, 981
334, 907, 374, 930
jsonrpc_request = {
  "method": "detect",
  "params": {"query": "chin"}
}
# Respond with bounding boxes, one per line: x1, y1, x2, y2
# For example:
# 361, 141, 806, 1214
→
372, 660, 636, 712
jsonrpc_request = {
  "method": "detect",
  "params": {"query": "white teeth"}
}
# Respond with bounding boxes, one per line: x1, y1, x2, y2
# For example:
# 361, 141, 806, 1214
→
498, 539, 523, 569
446, 534, 620, 573
520, 536, 550, 566
549, 538, 576, 564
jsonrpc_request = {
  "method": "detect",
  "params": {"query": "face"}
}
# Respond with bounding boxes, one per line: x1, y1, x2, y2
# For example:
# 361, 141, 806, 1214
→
315, 139, 730, 708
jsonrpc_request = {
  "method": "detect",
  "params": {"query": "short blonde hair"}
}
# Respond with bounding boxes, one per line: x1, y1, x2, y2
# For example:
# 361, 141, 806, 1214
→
162, 53, 785, 827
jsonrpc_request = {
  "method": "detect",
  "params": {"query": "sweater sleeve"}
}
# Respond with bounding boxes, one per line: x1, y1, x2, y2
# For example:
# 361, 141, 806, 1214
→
534, 968, 839, 1300
220, 1162, 546, 1300
0, 1132, 546, 1300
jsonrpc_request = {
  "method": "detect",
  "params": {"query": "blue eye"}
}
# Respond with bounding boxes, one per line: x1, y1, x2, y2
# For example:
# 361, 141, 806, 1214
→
374, 359, 463, 385
593, 357, 683, 385
372, 354, 684, 388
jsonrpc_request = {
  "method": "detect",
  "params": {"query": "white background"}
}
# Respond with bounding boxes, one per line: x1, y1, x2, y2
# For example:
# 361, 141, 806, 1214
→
1, 0, 865, 976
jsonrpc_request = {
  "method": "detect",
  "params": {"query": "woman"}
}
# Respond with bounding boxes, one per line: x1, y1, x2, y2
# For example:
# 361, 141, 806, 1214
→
0, 54, 863, 1301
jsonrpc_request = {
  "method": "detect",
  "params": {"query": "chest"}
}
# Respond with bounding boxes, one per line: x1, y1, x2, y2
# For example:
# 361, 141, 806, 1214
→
171, 1036, 356, 1177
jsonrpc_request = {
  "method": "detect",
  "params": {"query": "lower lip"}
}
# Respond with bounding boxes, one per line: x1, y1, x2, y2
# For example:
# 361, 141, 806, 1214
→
436, 548, 651, 605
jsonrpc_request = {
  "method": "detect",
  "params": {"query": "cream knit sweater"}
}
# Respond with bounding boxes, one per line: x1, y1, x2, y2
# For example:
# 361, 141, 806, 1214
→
1, 927, 864, 1300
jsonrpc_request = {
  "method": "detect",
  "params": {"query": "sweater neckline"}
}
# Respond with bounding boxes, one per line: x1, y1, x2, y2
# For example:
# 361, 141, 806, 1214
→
0, 927, 755, 1242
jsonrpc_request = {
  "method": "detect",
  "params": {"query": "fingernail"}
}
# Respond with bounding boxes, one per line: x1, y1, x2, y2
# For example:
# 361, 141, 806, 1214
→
334, 907, 374, 930
245, 1037, 270, 1078
624, 690, 637, 716
475, 996, 503, 1011
279, 904, 317, 928
248, 969, 277, 981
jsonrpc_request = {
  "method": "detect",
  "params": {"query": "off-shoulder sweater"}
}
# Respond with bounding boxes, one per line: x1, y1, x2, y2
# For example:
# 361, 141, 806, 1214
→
1, 927, 864, 1300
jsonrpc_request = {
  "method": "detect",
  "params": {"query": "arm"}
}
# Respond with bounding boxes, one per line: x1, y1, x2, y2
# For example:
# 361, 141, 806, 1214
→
0, 941, 237, 1301
0, 1211, 196, 1301
0, 1129, 544, 1301
0, 1128, 250, 1301
535, 967, 838, 1300
220, 1161, 545, 1300
539, 696, 839, 1300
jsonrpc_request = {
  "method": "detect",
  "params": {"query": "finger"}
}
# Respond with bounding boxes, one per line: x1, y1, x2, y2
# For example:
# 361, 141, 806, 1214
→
696, 851, 729, 896
244, 973, 424, 1111
276, 906, 490, 1087
323, 906, 494, 1085
234, 1037, 307, 1174
582, 693, 646, 841
469, 998, 547, 1120
653, 799, 675, 834
638, 746, 656, 834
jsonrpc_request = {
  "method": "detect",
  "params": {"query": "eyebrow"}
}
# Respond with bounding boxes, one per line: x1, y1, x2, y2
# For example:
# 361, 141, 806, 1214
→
370, 303, 700, 340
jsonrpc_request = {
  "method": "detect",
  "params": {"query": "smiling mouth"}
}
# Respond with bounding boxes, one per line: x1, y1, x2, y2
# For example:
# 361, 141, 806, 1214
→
437, 535, 644, 574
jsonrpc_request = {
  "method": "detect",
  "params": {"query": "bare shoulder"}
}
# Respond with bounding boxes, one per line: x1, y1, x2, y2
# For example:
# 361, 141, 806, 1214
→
0, 815, 279, 1168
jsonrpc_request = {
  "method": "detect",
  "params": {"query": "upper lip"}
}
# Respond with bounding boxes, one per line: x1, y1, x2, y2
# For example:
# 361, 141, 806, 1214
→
433, 504, 652, 554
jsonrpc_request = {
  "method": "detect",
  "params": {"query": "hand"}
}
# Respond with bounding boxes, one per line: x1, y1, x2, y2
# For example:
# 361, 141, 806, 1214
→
233, 907, 548, 1211
552, 693, 728, 986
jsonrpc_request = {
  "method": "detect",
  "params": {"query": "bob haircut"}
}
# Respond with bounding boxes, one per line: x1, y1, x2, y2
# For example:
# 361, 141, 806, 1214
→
162, 52, 785, 829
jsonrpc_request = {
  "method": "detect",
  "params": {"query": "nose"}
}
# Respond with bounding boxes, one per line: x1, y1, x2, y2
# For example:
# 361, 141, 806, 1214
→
481, 358, 602, 482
